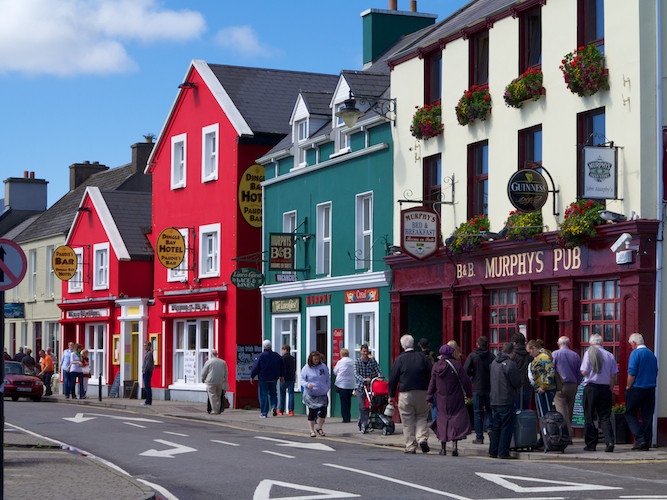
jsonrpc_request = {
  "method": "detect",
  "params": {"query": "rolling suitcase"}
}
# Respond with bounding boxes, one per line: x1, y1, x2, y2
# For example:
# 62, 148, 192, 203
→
535, 395, 570, 453
510, 393, 539, 451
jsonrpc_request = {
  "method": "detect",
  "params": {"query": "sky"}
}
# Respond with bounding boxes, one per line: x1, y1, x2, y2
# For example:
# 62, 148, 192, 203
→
0, 0, 469, 207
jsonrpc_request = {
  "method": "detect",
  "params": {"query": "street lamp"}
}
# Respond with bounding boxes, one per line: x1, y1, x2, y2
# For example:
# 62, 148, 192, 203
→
335, 91, 397, 128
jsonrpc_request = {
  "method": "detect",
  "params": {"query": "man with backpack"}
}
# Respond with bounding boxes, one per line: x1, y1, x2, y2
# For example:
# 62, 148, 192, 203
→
463, 336, 495, 444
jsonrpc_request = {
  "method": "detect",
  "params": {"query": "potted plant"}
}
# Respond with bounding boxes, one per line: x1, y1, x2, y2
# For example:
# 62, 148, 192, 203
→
504, 69, 545, 108
560, 44, 610, 97
455, 85, 492, 126
504, 210, 543, 240
410, 102, 443, 140
557, 199, 605, 249
446, 214, 490, 254
611, 403, 631, 444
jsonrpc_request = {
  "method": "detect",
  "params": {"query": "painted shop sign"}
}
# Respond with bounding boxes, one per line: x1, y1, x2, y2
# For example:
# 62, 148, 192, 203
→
276, 272, 297, 282
237, 344, 262, 381
582, 146, 617, 200
168, 301, 216, 314
306, 294, 331, 306
230, 267, 264, 290
332, 329, 344, 366
269, 233, 294, 270
344, 288, 379, 303
507, 169, 548, 212
271, 297, 300, 314
66, 308, 109, 319
52, 245, 77, 280
4, 302, 25, 318
400, 207, 440, 260
156, 228, 185, 269
238, 164, 264, 228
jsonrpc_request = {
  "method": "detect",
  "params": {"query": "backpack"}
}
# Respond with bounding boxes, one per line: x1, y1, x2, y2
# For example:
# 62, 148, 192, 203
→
539, 410, 570, 453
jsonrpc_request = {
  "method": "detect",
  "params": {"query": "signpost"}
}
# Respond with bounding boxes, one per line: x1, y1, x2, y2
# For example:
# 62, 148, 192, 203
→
0, 238, 28, 491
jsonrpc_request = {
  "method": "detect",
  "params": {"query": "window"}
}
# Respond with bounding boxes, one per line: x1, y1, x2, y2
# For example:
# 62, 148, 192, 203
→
580, 279, 620, 362
578, 107, 605, 195
171, 133, 187, 189
423, 155, 442, 216
93, 243, 109, 290
578, 0, 604, 51
21, 323, 27, 349
346, 301, 380, 360
520, 7, 541, 72
173, 319, 212, 384
295, 119, 308, 167
201, 124, 218, 182
168, 228, 189, 282
470, 30, 489, 87
352, 313, 374, 355
273, 316, 300, 390
46, 245, 55, 297
28, 249, 37, 299
316, 202, 332, 275
46, 322, 59, 361
425, 51, 442, 105
198, 223, 220, 279
489, 288, 518, 354
283, 211, 297, 266
85, 323, 106, 380
518, 125, 543, 169
68, 248, 84, 293
355, 193, 373, 271
334, 104, 351, 153
467, 141, 488, 218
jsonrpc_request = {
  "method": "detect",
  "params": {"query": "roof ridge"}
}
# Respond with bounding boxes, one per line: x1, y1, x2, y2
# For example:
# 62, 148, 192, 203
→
206, 63, 337, 78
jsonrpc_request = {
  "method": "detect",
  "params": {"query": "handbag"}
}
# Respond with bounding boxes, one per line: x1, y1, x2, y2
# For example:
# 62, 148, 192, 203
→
82, 365, 91, 375
445, 359, 468, 398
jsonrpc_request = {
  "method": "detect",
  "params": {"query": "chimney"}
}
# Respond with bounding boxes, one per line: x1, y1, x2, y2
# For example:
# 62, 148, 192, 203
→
69, 161, 109, 190
4, 174, 48, 211
389, 0, 397, 9
410, 1, 417, 12
131, 136, 155, 173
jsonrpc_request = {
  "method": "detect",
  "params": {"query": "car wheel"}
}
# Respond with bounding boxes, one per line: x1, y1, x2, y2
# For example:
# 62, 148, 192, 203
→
32, 396, 42, 402
11, 396, 19, 402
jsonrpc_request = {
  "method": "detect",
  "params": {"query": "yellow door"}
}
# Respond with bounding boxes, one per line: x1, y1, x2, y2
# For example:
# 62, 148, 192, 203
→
131, 322, 139, 381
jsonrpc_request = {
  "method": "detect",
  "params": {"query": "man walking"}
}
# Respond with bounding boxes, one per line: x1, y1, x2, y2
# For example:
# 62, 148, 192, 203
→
580, 334, 618, 452
13, 346, 25, 363
37, 349, 54, 396
60, 342, 74, 398
510, 333, 533, 410
624, 333, 658, 450
141, 341, 154, 406
463, 336, 495, 444
552, 336, 582, 440
387, 334, 432, 454
202, 349, 229, 414
354, 343, 382, 433
278, 344, 296, 416
489, 342, 521, 459
250, 339, 285, 418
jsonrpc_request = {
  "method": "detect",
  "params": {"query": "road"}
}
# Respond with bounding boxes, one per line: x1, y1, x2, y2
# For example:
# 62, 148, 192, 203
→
5, 401, 667, 500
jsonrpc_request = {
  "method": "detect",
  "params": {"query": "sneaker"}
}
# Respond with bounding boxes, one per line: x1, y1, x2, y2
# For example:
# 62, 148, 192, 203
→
260, 414, 268, 418
288, 411, 294, 416
605, 444, 614, 453
140, 402, 151, 406
272, 408, 278, 416
419, 441, 430, 454
276, 410, 283, 415
472, 439, 484, 445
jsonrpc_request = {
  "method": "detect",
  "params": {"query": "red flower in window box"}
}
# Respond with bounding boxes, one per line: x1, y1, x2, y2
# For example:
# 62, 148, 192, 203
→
504, 69, 545, 108
446, 214, 490, 254
455, 85, 492, 126
560, 44, 609, 97
410, 102, 443, 140
557, 199, 605, 248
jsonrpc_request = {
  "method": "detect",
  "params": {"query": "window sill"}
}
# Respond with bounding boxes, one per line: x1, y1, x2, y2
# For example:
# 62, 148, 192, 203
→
170, 183, 186, 190
169, 382, 207, 391
92, 285, 110, 291
329, 147, 351, 159
202, 175, 218, 183
198, 273, 220, 280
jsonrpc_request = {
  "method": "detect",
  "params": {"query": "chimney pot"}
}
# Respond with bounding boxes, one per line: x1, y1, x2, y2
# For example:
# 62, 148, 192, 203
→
30, 171, 35, 179
389, 0, 397, 10
410, 0, 417, 12
23, 171, 29, 178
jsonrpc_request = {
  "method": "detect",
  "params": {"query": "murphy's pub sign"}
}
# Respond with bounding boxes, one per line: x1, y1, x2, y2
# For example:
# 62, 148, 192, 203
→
401, 207, 439, 260
582, 146, 617, 200
507, 169, 548, 212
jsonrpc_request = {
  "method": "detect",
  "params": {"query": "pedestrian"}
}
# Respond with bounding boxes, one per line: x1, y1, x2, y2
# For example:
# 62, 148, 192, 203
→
46, 347, 57, 368
489, 342, 521, 459
202, 349, 229, 414
141, 341, 154, 406
333, 348, 355, 423
463, 335, 495, 445
527, 339, 556, 418
354, 343, 382, 433
624, 332, 658, 450
510, 333, 533, 410
427, 344, 472, 456
37, 349, 54, 396
4, 348, 11, 361
447, 340, 465, 364
387, 334, 432, 454
278, 344, 296, 416
68, 344, 84, 399
250, 339, 285, 418
418, 338, 438, 365
80, 349, 91, 398
22, 348, 37, 375
300, 351, 330, 437
552, 336, 582, 440
580, 333, 618, 452
13, 346, 25, 363
61, 342, 74, 398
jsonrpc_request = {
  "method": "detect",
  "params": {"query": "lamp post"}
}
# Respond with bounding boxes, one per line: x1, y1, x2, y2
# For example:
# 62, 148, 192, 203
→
334, 91, 397, 128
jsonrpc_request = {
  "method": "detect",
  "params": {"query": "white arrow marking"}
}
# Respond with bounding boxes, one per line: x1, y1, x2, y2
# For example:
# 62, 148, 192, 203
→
139, 439, 197, 458
63, 413, 97, 423
62, 412, 162, 424
211, 439, 239, 447
476, 473, 622, 493
255, 436, 335, 452
253, 479, 359, 500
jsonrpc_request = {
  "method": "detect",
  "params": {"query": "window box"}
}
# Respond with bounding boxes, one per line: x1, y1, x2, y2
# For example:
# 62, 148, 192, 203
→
560, 45, 609, 97
505, 210, 543, 241
503, 69, 545, 109
455, 85, 491, 126
557, 199, 605, 249
410, 102, 443, 141
446, 214, 490, 255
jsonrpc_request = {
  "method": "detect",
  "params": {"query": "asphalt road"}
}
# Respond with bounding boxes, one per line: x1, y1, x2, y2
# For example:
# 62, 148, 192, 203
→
5, 401, 667, 500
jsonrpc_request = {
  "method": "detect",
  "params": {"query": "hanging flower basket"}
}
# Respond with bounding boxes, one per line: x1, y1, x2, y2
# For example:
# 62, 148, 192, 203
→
557, 199, 605, 248
505, 210, 543, 241
504, 69, 545, 108
455, 85, 491, 126
560, 44, 609, 97
410, 102, 443, 140
447, 214, 490, 254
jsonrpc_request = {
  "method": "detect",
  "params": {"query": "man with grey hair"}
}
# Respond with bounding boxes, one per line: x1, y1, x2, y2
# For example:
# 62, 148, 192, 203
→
250, 339, 285, 418
202, 349, 229, 414
624, 333, 658, 450
388, 334, 433, 454
580, 334, 618, 452
552, 336, 582, 440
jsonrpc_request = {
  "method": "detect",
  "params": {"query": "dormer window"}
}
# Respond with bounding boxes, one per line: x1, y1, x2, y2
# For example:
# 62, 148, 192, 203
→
334, 103, 351, 153
295, 119, 308, 167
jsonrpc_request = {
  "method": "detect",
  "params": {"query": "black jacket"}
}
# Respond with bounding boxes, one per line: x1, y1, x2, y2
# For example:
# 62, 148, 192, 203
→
282, 353, 296, 382
388, 349, 432, 396
490, 352, 521, 407
463, 347, 495, 392
511, 344, 533, 390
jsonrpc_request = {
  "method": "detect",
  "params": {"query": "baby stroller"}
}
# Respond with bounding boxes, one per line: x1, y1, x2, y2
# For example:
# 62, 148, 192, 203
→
360, 377, 395, 435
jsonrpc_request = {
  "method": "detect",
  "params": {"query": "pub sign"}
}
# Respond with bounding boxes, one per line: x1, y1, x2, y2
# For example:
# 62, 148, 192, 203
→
582, 146, 617, 200
507, 169, 548, 212
400, 207, 440, 260
269, 233, 294, 271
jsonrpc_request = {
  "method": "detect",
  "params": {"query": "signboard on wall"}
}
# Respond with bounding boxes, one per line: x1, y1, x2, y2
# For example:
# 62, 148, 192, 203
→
269, 233, 294, 270
507, 169, 549, 212
238, 164, 264, 228
582, 146, 617, 199
4, 302, 24, 318
236, 344, 262, 381
230, 267, 264, 289
271, 297, 300, 314
332, 329, 344, 367
344, 288, 378, 303
184, 350, 196, 383
52, 245, 77, 281
400, 207, 440, 261
66, 308, 108, 319
156, 228, 185, 269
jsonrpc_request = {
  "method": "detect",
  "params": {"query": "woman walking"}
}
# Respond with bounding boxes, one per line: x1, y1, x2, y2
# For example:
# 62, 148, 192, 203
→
68, 344, 84, 399
333, 348, 355, 423
527, 339, 556, 417
300, 351, 331, 437
427, 344, 472, 456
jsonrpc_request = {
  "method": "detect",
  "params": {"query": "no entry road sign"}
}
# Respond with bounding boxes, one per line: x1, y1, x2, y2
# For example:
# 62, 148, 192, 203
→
0, 239, 27, 291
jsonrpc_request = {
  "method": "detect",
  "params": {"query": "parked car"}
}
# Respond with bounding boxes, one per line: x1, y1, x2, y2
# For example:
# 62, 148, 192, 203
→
3, 361, 43, 401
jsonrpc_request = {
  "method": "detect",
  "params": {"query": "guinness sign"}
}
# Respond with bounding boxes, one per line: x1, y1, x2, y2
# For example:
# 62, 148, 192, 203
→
507, 169, 548, 212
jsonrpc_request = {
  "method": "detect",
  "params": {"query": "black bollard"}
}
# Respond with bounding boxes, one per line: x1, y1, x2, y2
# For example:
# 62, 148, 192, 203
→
98, 374, 102, 401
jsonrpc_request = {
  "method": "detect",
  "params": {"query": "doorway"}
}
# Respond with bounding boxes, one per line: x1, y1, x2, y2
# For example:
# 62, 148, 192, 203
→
130, 321, 139, 381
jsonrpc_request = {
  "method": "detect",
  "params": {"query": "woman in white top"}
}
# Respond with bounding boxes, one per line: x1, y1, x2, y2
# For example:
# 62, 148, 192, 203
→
333, 348, 356, 423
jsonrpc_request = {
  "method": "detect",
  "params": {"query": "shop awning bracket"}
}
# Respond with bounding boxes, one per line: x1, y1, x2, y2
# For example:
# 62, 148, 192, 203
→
398, 174, 455, 207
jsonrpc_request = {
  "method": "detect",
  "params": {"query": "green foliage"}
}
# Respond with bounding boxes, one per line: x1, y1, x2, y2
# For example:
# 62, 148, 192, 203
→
560, 44, 610, 97
557, 199, 605, 248
455, 85, 491, 126
504, 69, 544, 108
505, 210, 543, 241
447, 214, 490, 254
410, 102, 443, 140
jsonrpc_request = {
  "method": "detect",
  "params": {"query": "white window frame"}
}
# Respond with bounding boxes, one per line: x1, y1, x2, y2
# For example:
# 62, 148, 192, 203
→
20, 323, 27, 349
46, 322, 60, 360
85, 323, 106, 382
355, 192, 373, 271
295, 119, 308, 168
334, 103, 351, 154
93, 242, 110, 290
167, 228, 189, 282
68, 247, 84, 293
28, 249, 37, 299
46, 245, 55, 297
272, 314, 301, 392
173, 318, 213, 384
171, 133, 187, 189
316, 202, 332, 276
198, 223, 221, 279
201, 123, 219, 182
345, 301, 380, 360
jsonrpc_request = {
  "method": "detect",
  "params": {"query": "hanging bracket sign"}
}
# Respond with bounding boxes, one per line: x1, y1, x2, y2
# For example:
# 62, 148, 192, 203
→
507, 169, 549, 212
230, 267, 265, 290
582, 146, 617, 199
52, 245, 78, 281
156, 228, 185, 269
400, 206, 440, 260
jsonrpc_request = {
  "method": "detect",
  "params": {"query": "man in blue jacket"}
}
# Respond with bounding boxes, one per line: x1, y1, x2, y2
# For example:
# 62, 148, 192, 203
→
624, 333, 658, 450
251, 340, 285, 418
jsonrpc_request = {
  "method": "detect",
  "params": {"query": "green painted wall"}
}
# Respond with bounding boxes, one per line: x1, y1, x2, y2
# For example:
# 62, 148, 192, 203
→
362, 11, 436, 64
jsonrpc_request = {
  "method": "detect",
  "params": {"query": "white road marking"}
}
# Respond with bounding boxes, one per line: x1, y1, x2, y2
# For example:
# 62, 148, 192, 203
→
164, 431, 189, 437
136, 479, 179, 500
139, 439, 197, 458
253, 479, 359, 500
476, 473, 622, 493
261, 450, 295, 459
124, 422, 146, 428
255, 435, 335, 452
211, 439, 240, 447
63, 412, 162, 424
323, 463, 470, 500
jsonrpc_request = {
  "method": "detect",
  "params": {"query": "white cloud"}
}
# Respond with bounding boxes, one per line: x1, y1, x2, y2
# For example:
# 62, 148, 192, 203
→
0, 0, 205, 76
214, 25, 279, 58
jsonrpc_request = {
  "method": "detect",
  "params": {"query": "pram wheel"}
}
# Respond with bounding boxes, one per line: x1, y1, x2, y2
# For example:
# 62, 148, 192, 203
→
382, 421, 395, 436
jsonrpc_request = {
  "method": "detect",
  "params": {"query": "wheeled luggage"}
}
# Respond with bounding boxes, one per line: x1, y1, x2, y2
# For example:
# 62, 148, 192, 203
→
510, 407, 539, 451
535, 395, 569, 453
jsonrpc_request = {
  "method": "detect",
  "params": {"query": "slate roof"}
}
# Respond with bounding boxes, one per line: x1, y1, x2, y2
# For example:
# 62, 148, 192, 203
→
301, 91, 334, 117
100, 191, 153, 260
1, 214, 40, 240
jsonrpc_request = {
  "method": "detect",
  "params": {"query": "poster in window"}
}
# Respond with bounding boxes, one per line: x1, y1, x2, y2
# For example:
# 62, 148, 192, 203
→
149, 333, 160, 365
582, 146, 617, 199
184, 350, 197, 383
112, 334, 121, 365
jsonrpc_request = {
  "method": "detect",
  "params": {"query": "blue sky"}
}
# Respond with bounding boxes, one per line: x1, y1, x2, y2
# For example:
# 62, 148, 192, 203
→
0, 0, 468, 206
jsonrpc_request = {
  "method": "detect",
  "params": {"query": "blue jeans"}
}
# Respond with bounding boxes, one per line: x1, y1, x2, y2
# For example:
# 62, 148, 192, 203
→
279, 380, 295, 413
63, 370, 71, 397
473, 391, 492, 439
70, 372, 84, 398
143, 371, 152, 404
337, 388, 353, 422
624, 387, 655, 446
490, 404, 515, 458
258, 380, 277, 416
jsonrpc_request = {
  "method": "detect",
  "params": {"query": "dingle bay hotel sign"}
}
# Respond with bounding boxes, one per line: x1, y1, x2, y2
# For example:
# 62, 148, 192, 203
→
507, 169, 548, 212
